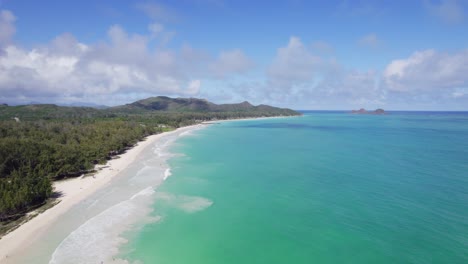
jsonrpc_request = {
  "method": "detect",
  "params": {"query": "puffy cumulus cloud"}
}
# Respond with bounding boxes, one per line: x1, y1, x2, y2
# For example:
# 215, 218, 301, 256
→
0, 10, 254, 105
260, 45, 468, 110
424, 0, 465, 24
210, 49, 253, 78
49, 33, 89, 56
0, 44, 196, 99
268, 36, 322, 83
0, 27, 200, 105
242, 36, 385, 108
383, 49, 468, 92
224, 36, 466, 110
202, 37, 466, 110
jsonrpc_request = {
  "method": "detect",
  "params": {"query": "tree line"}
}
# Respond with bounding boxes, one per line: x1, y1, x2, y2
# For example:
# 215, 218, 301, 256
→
0, 118, 165, 221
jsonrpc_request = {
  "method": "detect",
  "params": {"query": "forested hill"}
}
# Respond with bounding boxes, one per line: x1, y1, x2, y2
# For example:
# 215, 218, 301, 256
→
111, 96, 299, 116
0, 97, 299, 227
0, 97, 300, 120
0, 104, 101, 120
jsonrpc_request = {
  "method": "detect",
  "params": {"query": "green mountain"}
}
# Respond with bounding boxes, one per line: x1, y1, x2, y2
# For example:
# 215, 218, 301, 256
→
111, 96, 299, 115
0, 97, 300, 120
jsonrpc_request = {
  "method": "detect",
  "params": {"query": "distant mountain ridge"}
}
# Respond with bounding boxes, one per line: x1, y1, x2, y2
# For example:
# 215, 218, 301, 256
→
0, 96, 300, 120
111, 96, 299, 115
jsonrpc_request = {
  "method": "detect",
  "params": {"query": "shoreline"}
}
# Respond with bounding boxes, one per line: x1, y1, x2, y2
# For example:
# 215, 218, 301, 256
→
0, 124, 202, 263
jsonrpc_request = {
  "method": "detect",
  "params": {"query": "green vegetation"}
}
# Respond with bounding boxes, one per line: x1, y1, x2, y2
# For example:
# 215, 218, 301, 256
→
0, 119, 163, 221
0, 97, 300, 222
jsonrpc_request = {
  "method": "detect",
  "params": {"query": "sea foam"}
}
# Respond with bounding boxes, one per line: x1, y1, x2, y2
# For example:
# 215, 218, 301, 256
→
156, 192, 213, 213
49, 187, 156, 264
163, 168, 172, 180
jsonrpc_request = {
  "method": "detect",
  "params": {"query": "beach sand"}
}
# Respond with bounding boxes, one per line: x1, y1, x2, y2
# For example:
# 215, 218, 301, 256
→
0, 124, 203, 263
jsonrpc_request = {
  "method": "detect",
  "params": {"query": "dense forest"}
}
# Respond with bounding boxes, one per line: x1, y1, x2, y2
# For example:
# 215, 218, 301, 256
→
0, 97, 300, 222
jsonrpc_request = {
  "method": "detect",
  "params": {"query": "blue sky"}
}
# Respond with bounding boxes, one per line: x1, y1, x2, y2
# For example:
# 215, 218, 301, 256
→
0, 0, 467, 110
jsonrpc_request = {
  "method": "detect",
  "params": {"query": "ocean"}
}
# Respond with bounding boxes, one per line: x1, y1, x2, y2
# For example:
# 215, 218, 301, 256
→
119, 111, 468, 263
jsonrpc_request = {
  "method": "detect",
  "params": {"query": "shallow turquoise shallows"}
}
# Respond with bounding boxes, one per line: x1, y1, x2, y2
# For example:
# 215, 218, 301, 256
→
124, 112, 468, 263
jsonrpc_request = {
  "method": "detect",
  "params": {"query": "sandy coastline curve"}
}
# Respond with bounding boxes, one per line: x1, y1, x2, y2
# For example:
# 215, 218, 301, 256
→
0, 124, 203, 263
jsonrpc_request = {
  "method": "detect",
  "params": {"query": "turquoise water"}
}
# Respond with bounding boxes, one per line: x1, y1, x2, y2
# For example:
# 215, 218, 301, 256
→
125, 112, 468, 263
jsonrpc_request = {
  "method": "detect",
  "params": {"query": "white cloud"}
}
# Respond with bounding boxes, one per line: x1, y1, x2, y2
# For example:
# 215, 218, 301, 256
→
211, 49, 253, 78
0, 10, 254, 105
2, 4, 466, 110
0, 20, 199, 105
225, 37, 385, 109
268, 36, 322, 83
0, 42, 199, 100
0, 10, 15, 47
424, 0, 465, 24
358, 33, 380, 48
49, 33, 89, 55
383, 49, 468, 92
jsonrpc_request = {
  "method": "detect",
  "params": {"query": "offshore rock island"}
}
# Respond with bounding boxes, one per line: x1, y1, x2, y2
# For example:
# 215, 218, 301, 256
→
351, 108, 386, 115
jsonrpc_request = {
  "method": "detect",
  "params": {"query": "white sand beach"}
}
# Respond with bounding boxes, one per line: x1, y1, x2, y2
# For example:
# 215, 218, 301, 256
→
0, 124, 203, 263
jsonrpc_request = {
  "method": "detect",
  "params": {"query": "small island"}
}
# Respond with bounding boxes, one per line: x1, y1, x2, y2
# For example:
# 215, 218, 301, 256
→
351, 108, 386, 115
